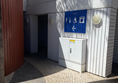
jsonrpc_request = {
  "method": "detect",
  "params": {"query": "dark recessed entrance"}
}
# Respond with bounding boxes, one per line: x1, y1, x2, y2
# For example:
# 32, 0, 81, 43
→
24, 14, 48, 59
38, 15, 48, 58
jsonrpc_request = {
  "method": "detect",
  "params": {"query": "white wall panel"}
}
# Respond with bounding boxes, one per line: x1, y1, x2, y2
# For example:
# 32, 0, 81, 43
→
25, 0, 118, 77
30, 15, 38, 53
102, 8, 111, 77
55, 8, 113, 77
28, 5, 115, 77
111, 0, 118, 9
23, 0, 27, 11
26, 0, 118, 14
27, 0, 55, 6
26, 1, 57, 15
92, 0, 111, 8
48, 14, 60, 61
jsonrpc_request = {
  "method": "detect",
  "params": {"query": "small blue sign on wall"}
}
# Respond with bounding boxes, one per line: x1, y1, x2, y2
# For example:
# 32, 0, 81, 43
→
64, 10, 87, 33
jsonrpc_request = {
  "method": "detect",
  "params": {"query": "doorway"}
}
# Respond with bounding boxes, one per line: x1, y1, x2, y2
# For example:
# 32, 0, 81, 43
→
24, 14, 48, 59
38, 15, 48, 58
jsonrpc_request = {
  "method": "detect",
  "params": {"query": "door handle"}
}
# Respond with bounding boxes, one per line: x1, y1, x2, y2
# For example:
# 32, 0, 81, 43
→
70, 48, 72, 53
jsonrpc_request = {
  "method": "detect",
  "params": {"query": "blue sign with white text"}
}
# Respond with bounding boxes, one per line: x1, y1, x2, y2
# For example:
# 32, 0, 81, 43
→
64, 10, 87, 33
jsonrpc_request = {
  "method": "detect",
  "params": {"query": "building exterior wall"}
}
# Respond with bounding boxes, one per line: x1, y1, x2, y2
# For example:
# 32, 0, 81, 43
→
106, 8, 117, 76
27, 0, 55, 6
48, 13, 60, 61
26, 0, 118, 77
113, 9, 118, 64
26, 0, 118, 15
27, 0, 118, 8
23, 0, 27, 11
54, 8, 113, 77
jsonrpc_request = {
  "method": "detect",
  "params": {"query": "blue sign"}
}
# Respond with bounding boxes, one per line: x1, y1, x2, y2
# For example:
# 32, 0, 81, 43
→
64, 10, 87, 33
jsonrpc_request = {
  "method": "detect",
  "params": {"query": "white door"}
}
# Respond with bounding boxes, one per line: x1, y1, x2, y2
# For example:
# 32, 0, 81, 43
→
59, 38, 70, 60
69, 40, 83, 64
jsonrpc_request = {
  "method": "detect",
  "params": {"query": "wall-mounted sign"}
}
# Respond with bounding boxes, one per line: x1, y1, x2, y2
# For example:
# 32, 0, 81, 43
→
64, 10, 87, 33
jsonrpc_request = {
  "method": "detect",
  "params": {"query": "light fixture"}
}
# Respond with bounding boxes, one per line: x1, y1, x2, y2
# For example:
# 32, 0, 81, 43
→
26, 18, 29, 24
92, 15, 101, 25
49, 17, 53, 25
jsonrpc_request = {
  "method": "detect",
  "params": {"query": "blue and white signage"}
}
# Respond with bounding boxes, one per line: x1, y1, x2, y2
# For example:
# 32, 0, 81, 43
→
64, 10, 87, 33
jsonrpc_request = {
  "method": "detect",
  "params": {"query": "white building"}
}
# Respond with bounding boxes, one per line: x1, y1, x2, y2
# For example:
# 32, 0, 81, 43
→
23, 0, 118, 77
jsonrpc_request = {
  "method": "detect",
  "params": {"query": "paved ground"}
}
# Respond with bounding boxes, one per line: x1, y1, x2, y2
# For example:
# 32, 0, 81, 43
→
9, 61, 45, 83
5, 53, 118, 83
